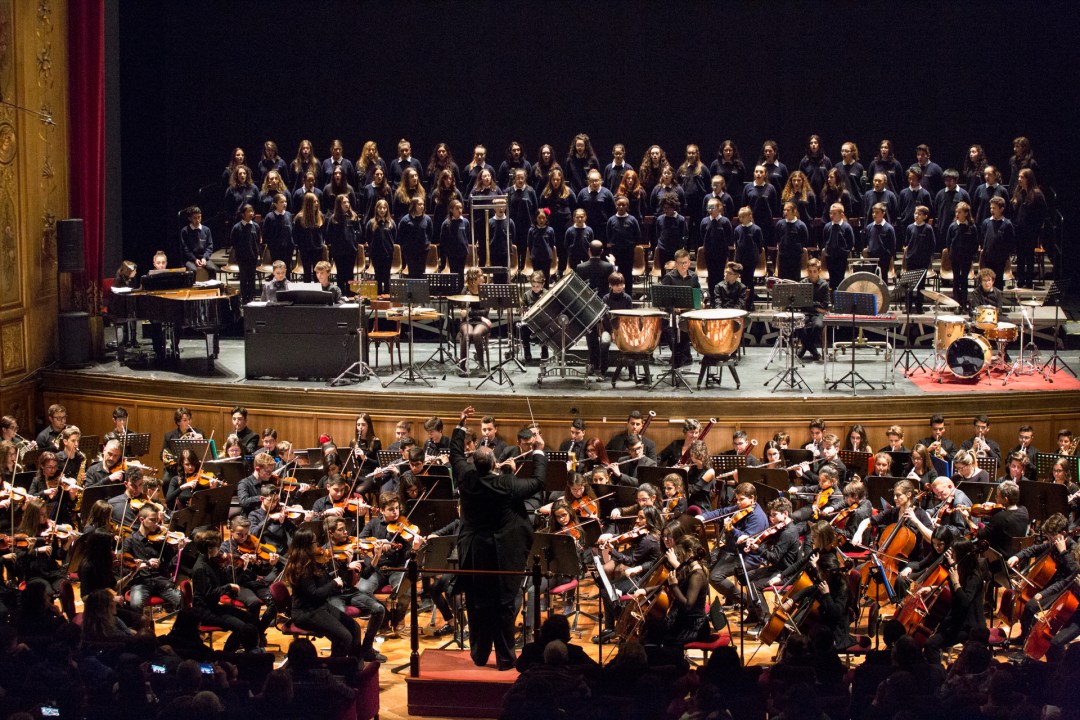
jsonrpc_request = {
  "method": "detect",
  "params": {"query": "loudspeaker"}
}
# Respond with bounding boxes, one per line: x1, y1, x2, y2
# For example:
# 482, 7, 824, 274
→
57, 218, 85, 273
57, 311, 91, 367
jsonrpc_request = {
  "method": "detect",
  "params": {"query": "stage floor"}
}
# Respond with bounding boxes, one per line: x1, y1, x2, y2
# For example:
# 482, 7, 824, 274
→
72, 337, 1080, 400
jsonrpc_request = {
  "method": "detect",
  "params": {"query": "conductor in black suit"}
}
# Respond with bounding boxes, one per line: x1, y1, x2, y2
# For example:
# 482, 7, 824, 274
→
575, 240, 615, 375
451, 405, 547, 670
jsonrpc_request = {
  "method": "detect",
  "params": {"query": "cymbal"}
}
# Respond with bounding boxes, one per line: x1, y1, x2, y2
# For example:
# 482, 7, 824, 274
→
1021, 300, 1043, 307
447, 294, 480, 303
1005, 287, 1041, 296
921, 289, 959, 307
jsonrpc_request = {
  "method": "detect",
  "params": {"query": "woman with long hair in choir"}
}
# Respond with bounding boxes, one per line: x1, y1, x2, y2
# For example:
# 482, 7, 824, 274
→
962, 144, 989, 196
468, 168, 503, 259
615, 169, 647, 221
648, 164, 685, 216
564, 133, 599, 194
531, 144, 558, 195
759, 140, 789, 194
294, 192, 325, 283
677, 144, 711, 244
222, 146, 246, 186
397, 196, 433, 279
1010, 167, 1048, 289
1009, 136, 1039, 186
945, 201, 979, 311
327, 194, 361, 296
868, 138, 904, 194
282, 529, 362, 658
439, 198, 470, 279
392, 167, 426, 221
781, 170, 818, 225
799, 134, 833, 195
259, 169, 289, 217
356, 140, 386, 187
289, 139, 320, 192
362, 165, 393, 221
365, 199, 395, 295
224, 165, 260, 223
497, 140, 532, 190
430, 168, 463, 238
425, 142, 460, 192
638, 144, 667, 196
322, 166, 358, 216
710, 140, 747, 207
291, 170, 323, 215
257, 140, 287, 186
527, 209, 555, 287
820, 168, 855, 220
262, 192, 294, 270
540, 168, 575, 260
463, 145, 494, 193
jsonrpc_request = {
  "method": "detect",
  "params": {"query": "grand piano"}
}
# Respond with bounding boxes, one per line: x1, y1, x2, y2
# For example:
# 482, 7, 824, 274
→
109, 270, 241, 370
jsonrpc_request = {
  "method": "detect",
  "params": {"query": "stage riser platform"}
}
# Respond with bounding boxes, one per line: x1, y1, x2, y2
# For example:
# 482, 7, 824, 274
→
405, 650, 517, 718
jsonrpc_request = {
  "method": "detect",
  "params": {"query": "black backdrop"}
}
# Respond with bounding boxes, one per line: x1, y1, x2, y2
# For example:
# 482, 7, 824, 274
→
115, 1, 1079, 279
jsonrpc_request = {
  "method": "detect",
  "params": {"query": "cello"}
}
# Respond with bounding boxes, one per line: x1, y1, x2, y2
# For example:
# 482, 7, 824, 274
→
1024, 579, 1079, 660
894, 555, 953, 646
758, 548, 839, 646
1001, 549, 1056, 626
857, 491, 925, 604
614, 557, 671, 642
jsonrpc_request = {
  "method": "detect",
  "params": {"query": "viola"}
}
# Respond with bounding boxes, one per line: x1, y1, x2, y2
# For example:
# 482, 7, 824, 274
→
969, 502, 1004, 518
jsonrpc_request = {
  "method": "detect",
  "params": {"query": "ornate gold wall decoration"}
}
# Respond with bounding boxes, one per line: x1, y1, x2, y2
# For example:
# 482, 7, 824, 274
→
0, 319, 24, 374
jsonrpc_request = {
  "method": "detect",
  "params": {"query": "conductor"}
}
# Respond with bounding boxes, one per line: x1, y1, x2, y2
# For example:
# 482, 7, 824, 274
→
451, 405, 547, 670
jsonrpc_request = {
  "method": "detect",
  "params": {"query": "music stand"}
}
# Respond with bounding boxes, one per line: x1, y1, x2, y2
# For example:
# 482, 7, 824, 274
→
738, 467, 791, 496
189, 486, 235, 529
1039, 281, 1075, 377
328, 297, 379, 387
610, 484, 641, 509
838, 450, 872, 478
477, 284, 523, 389
119, 432, 151, 458
1035, 452, 1078, 482
829, 290, 881, 394
170, 438, 213, 462
1018, 482, 1068, 525
974, 456, 998, 482
637, 465, 687, 488
864, 475, 904, 510
407, 499, 459, 536
419, 273, 462, 376
959, 481, 1002, 506
885, 451, 913, 479
417, 535, 467, 651
648, 284, 697, 392
767, 283, 814, 393
77, 435, 100, 460
749, 482, 781, 507
203, 459, 245, 487
385, 278, 434, 387
80, 482, 124, 525
894, 268, 929, 375
296, 488, 328, 511
781, 449, 815, 467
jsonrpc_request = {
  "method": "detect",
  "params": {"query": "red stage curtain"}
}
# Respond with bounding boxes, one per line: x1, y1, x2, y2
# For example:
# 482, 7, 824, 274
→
67, 0, 105, 305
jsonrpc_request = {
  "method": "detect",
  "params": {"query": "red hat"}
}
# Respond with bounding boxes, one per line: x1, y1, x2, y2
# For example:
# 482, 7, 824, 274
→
319, 434, 332, 445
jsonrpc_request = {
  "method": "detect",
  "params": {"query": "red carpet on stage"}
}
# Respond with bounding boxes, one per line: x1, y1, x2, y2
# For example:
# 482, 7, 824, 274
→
907, 368, 1080, 393
406, 649, 517, 718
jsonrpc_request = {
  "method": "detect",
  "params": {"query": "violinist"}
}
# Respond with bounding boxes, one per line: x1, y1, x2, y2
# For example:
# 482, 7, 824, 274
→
322, 517, 388, 662
929, 476, 974, 536
685, 440, 717, 508
1007, 513, 1078, 648
743, 498, 801, 632
28, 451, 79, 526
55, 426, 87, 486
0, 440, 16, 486
0, 442, 21, 532
219, 515, 278, 626
281, 528, 363, 658
161, 406, 203, 480
835, 481, 873, 545
165, 448, 222, 509
189, 529, 262, 652
908, 444, 938, 487
917, 414, 958, 463
108, 468, 162, 527
959, 414, 1001, 460
773, 521, 852, 651
637, 535, 711, 647
851, 479, 934, 561
35, 403, 68, 452
1, 414, 36, 452
237, 452, 278, 514
593, 505, 664, 644
121, 505, 184, 612
607, 434, 655, 487
698, 482, 768, 609
311, 475, 362, 530
658, 418, 701, 468
12, 497, 69, 594
422, 416, 450, 464
661, 475, 687, 518
789, 464, 846, 526
84, 439, 127, 487
357, 492, 411, 633
606, 410, 658, 462
249, 485, 298, 555
609, 483, 659, 522
76, 500, 143, 629
349, 413, 382, 480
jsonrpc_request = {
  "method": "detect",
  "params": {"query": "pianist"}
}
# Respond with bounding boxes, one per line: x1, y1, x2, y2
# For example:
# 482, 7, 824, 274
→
261, 260, 290, 302
314, 260, 344, 303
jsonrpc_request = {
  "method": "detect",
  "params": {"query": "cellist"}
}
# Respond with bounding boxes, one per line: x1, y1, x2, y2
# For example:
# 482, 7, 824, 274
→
698, 482, 768, 610
772, 521, 853, 651
1007, 513, 1078, 648
1027, 542, 1080, 662
635, 535, 711, 647
743, 497, 802, 633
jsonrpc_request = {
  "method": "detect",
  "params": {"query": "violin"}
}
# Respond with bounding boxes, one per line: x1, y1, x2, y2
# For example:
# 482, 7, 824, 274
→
663, 493, 684, 516
129, 496, 163, 512
829, 502, 861, 529
147, 530, 185, 545
968, 502, 1004, 518
332, 537, 379, 560
570, 495, 599, 518
812, 487, 834, 520
333, 497, 371, 514
742, 518, 791, 552
0, 483, 30, 503
600, 525, 647, 548
724, 506, 753, 533
235, 536, 279, 563
186, 471, 219, 489
41, 524, 80, 540
386, 520, 421, 541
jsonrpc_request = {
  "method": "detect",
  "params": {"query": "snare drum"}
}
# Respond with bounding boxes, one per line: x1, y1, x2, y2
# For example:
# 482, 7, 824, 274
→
683, 309, 748, 356
985, 321, 1018, 343
972, 305, 999, 331
774, 312, 805, 331
945, 335, 992, 378
934, 314, 967, 352
521, 273, 606, 348
610, 309, 667, 354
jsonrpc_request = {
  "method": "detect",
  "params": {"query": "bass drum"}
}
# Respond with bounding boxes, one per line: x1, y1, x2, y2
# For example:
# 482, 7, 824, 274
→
521, 272, 606, 349
610, 309, 667, 354
945, 335, 992, 378
683, 308, 747, 356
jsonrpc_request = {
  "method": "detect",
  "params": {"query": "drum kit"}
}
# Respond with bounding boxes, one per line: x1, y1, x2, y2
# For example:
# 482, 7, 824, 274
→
923, 289, 1046, 384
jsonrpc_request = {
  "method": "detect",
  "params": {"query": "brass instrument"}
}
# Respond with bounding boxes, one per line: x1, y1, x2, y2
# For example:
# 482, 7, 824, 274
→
928, 439, 949, 459
973, 428, 990, 458
161, 428, 199, 470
